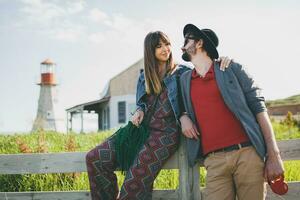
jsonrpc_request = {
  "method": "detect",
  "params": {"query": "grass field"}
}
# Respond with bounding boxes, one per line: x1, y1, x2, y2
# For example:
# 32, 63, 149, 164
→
0, 121, 299, 192
266, 94, 300, 106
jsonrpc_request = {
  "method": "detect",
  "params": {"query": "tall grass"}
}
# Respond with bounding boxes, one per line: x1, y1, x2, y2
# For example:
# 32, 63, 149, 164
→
0, 121, 299, 192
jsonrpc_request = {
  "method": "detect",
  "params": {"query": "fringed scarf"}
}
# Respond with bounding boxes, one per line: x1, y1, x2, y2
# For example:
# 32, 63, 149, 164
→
114, 120, 149, 173
113, 94, 160, 173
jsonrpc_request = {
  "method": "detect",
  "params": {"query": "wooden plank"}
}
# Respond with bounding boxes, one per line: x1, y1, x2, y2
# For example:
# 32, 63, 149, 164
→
178, 138, 191, 200
0, 139, 299, 175
1, 182, 299, 200
0, 190, 178, 200
0, 191, 91, 200
200, 182, 300, 200
178, 137, 201, 200
0, 151, 178, 175
0, 152, 87, 174
153, 190, 178, 200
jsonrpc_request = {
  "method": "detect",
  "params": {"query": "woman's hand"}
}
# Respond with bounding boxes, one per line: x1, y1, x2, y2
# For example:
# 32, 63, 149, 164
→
180, 114, 200, 139
131, 110, 144, 127
216, 56, 232, 71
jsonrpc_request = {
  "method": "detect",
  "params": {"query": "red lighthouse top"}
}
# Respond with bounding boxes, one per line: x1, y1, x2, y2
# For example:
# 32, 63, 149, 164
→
39, 58, 56, 85
41, 58, 55, 65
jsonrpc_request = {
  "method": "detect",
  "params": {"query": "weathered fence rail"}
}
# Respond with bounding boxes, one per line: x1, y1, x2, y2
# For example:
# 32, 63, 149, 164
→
1, 138, 300, 200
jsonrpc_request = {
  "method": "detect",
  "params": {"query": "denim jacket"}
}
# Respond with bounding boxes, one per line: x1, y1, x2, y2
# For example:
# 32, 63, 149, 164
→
136, 64, 191, 124
180, 61, 267, 167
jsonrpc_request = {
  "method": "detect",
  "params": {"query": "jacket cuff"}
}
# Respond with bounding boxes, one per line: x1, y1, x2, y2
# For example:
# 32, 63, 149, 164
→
135, 105, 145, 113
252, 102, 268, 115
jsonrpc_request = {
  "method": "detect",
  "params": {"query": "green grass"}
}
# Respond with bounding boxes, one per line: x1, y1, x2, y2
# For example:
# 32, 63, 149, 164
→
272, 122, 300, 140
0, 121, 299, 192
284, 160, 300, 182
266, 94, 300, 106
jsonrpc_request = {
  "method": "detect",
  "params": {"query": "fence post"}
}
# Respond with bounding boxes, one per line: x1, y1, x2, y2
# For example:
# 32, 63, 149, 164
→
178, 136, 201, 200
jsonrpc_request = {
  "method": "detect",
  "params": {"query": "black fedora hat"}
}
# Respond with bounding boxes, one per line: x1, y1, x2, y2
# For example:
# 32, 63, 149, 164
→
183, 24, 219, 59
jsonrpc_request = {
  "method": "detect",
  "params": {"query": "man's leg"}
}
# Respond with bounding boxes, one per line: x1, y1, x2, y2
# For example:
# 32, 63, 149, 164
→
203, 152, 236, 200
86, 137, 119, 200
233, 146, 266, 200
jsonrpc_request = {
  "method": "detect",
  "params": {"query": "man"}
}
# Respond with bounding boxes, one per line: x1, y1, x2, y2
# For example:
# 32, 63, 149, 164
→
179, 24, 284, 200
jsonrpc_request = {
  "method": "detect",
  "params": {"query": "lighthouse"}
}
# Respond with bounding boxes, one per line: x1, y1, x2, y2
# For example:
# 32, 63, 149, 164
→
32, 59, 59, 132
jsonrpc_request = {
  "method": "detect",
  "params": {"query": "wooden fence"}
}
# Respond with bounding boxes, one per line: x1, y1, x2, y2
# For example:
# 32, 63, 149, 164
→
0, 138, 300, 200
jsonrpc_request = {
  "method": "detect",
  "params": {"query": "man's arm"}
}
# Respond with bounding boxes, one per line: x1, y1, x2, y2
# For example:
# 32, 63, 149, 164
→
178, 72, 199, 140
256, 112, 284, 181
231, 62, 284, 181
231, 63, 267, 116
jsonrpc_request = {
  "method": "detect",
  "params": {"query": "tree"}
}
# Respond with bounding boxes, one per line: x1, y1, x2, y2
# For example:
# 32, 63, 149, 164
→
283, 111, 295, 134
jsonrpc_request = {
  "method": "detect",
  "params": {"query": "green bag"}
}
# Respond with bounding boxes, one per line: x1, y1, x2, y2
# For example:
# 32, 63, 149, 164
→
113, 95, 160, 173
114, 120, 150, 173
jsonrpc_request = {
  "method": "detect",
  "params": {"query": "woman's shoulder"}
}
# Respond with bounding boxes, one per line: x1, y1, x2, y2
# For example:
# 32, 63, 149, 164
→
174, 64, 192, 75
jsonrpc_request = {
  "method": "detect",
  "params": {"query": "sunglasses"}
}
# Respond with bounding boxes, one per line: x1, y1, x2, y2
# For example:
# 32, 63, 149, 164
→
184, 36, 198, 46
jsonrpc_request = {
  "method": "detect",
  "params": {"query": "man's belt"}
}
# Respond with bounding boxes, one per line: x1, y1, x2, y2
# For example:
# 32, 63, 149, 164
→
206, 141, 252, 156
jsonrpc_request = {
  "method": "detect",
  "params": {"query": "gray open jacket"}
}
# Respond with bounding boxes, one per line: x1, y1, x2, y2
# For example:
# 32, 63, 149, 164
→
180, 61, 267, 167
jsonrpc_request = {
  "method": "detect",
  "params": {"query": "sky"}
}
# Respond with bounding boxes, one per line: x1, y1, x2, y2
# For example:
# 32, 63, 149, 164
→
0, 0, 300, 133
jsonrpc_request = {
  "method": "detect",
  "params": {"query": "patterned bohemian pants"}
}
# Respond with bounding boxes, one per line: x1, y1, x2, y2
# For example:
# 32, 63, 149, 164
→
86, 127, 179, 200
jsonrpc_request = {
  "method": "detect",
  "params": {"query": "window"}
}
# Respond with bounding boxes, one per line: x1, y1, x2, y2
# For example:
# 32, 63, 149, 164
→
102, 106, 110, 130
118, 101, 126, 123
46, 111, 53, 119
103, 108, 107, 130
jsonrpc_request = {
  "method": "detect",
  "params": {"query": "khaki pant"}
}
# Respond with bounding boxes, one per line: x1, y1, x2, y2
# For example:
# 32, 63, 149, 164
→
203, 146, 266, 200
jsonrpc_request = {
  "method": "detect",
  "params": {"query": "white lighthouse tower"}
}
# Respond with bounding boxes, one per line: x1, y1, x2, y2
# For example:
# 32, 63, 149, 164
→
32, 59, 59, 132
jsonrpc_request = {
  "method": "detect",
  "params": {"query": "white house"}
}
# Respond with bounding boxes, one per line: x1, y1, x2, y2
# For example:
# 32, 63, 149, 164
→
66, 59, 143, 132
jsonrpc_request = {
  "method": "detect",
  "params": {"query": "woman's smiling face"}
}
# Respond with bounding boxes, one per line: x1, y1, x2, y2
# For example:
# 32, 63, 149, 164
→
155, 39, 171, 63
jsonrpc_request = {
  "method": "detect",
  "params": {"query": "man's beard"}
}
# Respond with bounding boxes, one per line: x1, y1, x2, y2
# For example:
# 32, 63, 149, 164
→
182, 51, 191, 61
182, 44, 196, 62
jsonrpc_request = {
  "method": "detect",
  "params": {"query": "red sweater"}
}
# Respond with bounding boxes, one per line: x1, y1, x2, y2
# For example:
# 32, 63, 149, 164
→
190, 66, 249, 155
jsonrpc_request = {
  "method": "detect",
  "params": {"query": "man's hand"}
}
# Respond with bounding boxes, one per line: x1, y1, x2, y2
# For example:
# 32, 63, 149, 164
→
131, 110, 144, 127
180, 114, 200, 139
216, 56, 232, 71
256, 112, 285, 182
264, 153, 285, 182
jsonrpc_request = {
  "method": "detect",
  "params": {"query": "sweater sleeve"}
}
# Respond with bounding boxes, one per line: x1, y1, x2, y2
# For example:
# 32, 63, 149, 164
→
231, 63, 267, 116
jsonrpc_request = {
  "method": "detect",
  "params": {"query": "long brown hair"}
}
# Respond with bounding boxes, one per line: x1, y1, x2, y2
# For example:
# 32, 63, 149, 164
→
144, 31, 175, 95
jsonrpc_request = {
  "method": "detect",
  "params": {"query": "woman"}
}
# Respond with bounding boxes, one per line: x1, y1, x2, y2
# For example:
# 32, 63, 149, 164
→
86, 31, 229, 200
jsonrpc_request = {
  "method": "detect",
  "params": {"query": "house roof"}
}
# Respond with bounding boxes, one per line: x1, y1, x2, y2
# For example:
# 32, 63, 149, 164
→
108, 58, 143, 96
66, 96, 110, 113
66, 58, 143, 113
110, 59, 143, 81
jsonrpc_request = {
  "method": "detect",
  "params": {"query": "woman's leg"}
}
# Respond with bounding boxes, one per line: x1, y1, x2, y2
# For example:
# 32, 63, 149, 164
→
86, 137, 119, 200
119, 130, 179, 200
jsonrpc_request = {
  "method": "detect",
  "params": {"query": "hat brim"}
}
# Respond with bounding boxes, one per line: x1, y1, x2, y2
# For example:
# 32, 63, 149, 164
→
183, 24, 219, 59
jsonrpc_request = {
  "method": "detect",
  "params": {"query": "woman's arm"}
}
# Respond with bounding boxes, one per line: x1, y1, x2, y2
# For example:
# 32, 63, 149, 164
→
132, 72, 146, 126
